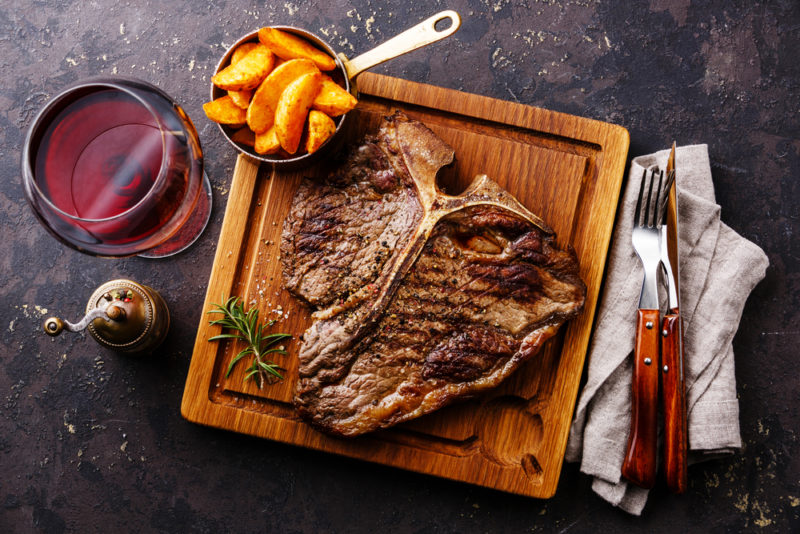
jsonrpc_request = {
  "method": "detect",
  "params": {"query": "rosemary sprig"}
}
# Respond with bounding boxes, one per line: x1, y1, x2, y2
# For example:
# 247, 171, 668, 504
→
207, 296, 292, 388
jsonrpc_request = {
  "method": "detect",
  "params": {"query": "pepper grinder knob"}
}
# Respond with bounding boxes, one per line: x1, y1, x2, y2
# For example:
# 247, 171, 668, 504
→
42, 279, 169, 354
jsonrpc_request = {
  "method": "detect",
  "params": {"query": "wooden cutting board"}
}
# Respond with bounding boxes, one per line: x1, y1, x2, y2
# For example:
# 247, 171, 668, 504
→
181, 72, 628, 498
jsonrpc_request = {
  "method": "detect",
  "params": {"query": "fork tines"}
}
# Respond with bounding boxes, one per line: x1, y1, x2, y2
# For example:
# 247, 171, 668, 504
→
635, 168, 669, 228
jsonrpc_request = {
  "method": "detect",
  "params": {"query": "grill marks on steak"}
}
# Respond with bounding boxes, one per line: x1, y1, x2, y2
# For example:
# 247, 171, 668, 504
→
293, 205, 585, 435
282, 111, 586, 437
281, 114, 453, 311
281, 140, 419, 309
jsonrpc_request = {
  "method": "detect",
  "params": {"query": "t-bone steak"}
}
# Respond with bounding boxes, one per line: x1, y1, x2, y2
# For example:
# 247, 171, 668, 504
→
281, 111, 586, 437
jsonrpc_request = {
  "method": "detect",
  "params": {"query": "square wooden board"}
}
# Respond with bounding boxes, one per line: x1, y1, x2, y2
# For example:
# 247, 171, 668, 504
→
181, 72, 629, 498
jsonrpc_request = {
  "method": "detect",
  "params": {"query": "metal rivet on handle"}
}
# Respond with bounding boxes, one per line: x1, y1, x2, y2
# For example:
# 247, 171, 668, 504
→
646, 321, 653, 329
644, 358, 652, 365
663, 365, 669, 372
662, 329, 668, 336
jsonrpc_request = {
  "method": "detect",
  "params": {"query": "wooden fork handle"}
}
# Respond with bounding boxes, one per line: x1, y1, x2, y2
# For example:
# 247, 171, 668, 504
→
621, 308, 660, 489
662, 308, 688, 494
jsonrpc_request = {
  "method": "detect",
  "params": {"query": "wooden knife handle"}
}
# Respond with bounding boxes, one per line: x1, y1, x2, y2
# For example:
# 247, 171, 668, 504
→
621, 308, 660, 489
662, 310, 688, 494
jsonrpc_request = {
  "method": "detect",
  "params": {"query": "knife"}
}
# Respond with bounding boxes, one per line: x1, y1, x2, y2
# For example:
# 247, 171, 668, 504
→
660, 142, 688, 493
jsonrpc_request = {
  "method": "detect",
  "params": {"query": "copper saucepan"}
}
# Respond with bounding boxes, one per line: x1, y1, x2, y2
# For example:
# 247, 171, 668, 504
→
210, 10, 461, 170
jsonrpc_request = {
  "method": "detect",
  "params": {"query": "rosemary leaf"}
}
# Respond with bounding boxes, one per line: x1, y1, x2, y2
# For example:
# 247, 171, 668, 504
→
208, 296, 292, 386
245, 368, 261, 382
208, 333, 246, 342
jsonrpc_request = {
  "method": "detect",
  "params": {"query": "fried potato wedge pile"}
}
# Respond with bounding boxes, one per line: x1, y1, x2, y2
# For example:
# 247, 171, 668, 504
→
204, 28, 358, 157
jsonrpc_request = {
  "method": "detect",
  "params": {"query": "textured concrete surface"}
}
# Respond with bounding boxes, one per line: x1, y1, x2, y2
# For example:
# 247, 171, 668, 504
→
1, 0, 798, 532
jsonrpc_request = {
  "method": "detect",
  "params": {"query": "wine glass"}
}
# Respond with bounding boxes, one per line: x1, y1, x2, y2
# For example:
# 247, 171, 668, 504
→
21, 77, 211, 258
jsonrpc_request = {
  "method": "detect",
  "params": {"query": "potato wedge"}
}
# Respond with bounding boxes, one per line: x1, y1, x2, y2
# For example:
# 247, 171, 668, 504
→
203, 95, 247, 124
258, 27, 336, 71
275, 71, 323, 154
228, 89, 253, 109
246, 58, 318, 134
312, 75, 358, 117
230, 127, 255, 147
254, 127, 281, 155
305, 110, 337, 154
230, 42, 259, 65
227, 43, 260, 108
211, 44, 275, 91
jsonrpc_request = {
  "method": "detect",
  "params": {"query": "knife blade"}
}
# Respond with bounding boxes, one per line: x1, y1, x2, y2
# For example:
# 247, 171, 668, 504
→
660, 142, 688, 494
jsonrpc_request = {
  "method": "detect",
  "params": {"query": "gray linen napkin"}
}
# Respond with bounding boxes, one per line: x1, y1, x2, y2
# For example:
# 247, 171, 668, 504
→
565, 145, 769, 515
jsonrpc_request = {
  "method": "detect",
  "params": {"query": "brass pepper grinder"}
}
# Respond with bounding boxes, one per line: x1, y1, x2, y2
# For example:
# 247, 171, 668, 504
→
44, 279, 170, 354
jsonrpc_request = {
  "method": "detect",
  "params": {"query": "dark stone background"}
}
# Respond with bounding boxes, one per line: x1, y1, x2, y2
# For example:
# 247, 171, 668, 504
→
1, 1, 797, 532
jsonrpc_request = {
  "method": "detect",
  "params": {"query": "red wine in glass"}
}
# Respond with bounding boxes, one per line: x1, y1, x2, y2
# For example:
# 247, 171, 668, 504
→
22, 77, 211, 257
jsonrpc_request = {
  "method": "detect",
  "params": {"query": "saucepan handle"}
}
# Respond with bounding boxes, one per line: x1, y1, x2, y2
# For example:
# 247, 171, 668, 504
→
342, 10, 461, 80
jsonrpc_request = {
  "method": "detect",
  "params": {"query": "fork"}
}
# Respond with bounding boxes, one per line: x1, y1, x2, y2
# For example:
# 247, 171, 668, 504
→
621, 167, 667, 489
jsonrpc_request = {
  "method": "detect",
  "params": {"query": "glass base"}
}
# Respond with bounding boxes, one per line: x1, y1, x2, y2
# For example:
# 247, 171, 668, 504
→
138, 171, 212, 259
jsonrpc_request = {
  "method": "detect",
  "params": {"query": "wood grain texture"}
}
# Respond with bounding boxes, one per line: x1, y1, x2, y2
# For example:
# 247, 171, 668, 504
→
622, 308, 660, 489
662, 310, 688, 494
181, 72, 629, 498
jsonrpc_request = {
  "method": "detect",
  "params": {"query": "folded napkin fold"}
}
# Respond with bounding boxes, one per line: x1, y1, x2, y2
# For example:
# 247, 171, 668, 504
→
565, 145, 769, 515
